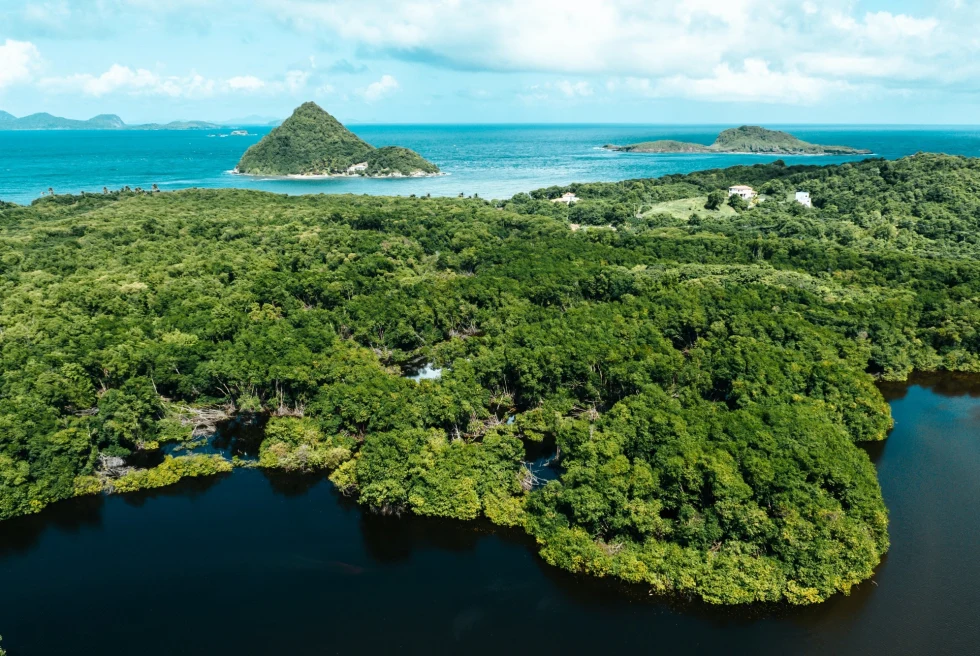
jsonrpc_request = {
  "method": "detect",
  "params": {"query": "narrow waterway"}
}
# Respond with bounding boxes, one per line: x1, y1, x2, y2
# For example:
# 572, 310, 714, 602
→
1, 377, 978, 655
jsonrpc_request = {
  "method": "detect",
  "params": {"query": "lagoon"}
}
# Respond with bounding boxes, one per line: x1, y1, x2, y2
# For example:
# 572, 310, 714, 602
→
1, 377, 978, 655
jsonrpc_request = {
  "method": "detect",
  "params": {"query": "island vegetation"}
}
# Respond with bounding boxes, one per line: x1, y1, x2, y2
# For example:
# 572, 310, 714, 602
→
1, 153, 979, 605
605, 126, 871, 155
235, 102, 440, 177
0, 111, 219, 131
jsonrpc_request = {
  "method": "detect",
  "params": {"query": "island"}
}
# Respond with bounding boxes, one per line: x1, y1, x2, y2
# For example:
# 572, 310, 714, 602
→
234, 101, 440, 177
4, 154, 980, 607
0, 111, 219, 130
605, 125, 872, 155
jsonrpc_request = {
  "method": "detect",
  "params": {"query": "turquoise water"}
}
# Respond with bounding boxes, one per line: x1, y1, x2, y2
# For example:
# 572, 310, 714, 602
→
3, 125, 980, 204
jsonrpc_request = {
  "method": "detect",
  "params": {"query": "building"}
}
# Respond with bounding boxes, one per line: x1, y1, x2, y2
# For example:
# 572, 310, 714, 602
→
728, 185, 756, 201
795, 191, 812, 208
552, 192, 580, 205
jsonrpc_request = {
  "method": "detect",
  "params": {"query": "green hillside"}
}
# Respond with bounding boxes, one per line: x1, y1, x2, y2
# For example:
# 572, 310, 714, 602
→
236, 102, 439, 176
712, 126, 870, 154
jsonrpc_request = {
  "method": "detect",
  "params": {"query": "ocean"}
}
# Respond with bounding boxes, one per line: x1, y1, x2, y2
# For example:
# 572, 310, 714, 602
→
3, 124, 980, 204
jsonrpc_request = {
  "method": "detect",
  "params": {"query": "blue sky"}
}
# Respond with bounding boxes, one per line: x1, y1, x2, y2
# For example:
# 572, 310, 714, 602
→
0, 0, 977, 124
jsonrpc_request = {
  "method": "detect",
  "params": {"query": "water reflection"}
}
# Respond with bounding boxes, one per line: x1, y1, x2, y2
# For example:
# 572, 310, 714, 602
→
259, 468, 329, 497
1, 375, 978, 655
0, 494, 105, 557
878, 371, 980, 401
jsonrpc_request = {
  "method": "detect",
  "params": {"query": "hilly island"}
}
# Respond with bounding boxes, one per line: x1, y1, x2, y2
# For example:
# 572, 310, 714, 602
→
235, 102, 440, 177
605, 125, 872, 155
0, 111, 218, 130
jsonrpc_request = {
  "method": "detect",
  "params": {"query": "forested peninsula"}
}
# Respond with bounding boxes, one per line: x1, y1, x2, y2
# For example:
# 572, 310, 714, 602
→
235, 102, 440, 177
2, 154, 980, 605
605, 126, 872, 155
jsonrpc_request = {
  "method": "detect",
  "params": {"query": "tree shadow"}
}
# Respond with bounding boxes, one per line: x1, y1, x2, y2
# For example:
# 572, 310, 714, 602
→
0, 494, 106, 557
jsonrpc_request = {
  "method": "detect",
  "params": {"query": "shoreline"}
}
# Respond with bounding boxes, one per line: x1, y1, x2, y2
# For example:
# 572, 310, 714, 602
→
603, 146, 874, 157
229, 169, 447, 180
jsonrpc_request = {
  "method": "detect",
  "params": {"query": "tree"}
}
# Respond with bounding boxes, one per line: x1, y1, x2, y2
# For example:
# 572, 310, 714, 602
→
728, 193, 748, 211
705, 190, 726, 210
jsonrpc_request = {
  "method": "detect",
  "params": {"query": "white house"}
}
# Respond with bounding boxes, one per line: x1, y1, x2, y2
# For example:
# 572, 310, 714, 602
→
795, 191, 812, 208
553, 192, 580, 205
728, 185, 756, 201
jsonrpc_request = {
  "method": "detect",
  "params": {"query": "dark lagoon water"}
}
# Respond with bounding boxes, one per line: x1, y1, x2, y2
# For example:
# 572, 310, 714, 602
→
2, 124, 980, 204
1, 376, 978, 655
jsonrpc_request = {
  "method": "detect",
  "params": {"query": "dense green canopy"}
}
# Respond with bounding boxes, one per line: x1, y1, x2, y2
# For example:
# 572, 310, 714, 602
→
236, 102, 439, 176
2, 153, 979, 604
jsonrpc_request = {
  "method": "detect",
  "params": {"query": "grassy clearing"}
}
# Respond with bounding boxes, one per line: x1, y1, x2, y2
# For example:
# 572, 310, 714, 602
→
643, 196, 738, 221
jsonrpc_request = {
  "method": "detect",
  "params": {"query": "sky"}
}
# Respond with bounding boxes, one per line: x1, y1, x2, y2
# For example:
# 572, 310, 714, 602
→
0, 0, 978, 125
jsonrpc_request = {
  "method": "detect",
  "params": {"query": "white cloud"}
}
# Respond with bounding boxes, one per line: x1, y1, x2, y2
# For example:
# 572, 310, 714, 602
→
39, 65, 215, 98
37, 64, 318, 99
265, 0, 978, 103
227, 75, 266, 91
833, 11, 939, 42
792, 54, 927, 81
624, 59, 852, 104
361, 74, 399, 102
10, 0, 979, 110
0, 39, 41, 90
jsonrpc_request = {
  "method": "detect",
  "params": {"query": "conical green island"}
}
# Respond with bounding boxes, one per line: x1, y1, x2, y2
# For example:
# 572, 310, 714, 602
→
605, 125, 872, 155
236, 102, 440, 177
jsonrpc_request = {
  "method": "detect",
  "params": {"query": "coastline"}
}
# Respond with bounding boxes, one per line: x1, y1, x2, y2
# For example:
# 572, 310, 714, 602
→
603, 145, 874, 156
230, 168, 447, 180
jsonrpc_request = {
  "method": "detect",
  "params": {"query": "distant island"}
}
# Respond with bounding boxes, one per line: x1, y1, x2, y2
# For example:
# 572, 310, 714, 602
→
0, 111, 219, 131
604, 126, 872, 155
235, 102, 440, 178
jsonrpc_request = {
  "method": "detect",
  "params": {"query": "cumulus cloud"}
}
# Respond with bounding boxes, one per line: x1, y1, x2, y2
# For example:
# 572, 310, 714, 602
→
226, 75, 266, 91
361, 74, 399, 102
265, 0, 977, 104
39, 64, 215, 97
7, 0, 978, 108
0, 39, 41, 90
37, 64, 319, 98
629, 59, 852, 104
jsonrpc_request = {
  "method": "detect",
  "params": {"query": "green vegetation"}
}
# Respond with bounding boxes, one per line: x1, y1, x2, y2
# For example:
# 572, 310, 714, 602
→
364, 146, 440, 177
605, 126, 871, 155
643, 195, 737, 221
236, 102, 439, 176
0, 111, 218, 130
110, 455, 232, 493
2, 153, 980, 604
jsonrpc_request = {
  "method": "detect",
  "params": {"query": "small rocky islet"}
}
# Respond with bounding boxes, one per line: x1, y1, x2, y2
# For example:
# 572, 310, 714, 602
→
605, 125, 871, 155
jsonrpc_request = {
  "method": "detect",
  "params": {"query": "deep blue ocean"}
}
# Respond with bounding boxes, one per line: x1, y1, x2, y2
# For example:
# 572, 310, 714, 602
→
3, 124, 980, 204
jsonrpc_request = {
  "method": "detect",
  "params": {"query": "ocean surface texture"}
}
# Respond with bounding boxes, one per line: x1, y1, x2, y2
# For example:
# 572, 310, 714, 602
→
3, 124, 980, 204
